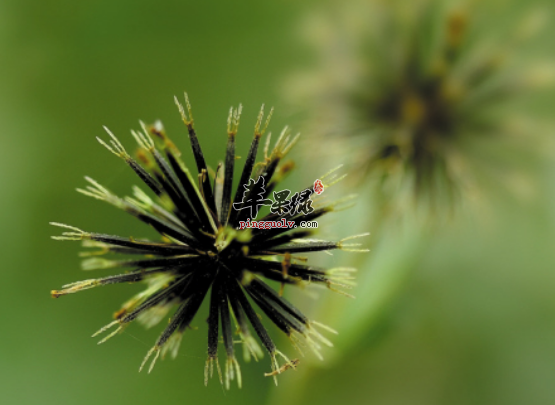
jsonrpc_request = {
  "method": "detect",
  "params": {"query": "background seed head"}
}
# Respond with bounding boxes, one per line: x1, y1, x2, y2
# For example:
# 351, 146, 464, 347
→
285, 0, 554, 221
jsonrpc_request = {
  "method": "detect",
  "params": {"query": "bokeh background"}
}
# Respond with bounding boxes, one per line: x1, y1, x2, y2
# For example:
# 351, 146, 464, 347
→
1, 0, 554, 404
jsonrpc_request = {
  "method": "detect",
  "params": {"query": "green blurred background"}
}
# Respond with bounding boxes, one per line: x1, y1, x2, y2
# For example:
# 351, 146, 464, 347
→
1, 0, 554, 404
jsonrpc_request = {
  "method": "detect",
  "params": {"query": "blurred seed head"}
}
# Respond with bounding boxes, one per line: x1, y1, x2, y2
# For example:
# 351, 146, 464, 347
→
286, 0, 554, 220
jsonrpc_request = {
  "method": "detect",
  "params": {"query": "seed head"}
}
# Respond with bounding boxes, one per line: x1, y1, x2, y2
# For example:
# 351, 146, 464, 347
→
51, 93, 366, 388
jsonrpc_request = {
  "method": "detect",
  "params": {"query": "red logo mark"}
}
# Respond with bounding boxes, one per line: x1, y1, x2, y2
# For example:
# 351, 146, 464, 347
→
313, 179, 324, 195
